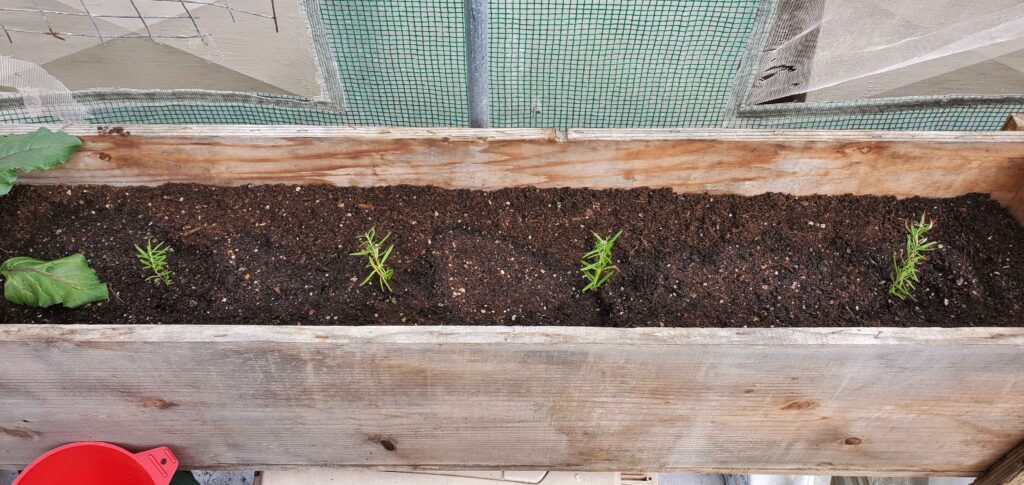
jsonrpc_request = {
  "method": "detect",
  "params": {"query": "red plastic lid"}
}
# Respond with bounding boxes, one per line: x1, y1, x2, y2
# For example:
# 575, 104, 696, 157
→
14, 442, 178, 485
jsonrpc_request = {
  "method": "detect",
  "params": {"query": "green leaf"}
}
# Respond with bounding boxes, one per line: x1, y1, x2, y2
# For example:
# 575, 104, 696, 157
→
0, 128, 82, 196
1, 254, 108, 308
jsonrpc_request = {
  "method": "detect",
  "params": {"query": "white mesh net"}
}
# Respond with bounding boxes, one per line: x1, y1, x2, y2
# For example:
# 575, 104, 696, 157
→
0, 55, 87, 122
747, 0, 1024, 104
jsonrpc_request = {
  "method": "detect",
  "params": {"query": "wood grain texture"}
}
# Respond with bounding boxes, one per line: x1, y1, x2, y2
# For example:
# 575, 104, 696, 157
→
6, 125, 1023, 221
2, 325, 1023, 475
1004, 114, 1023, 131
1001, 116, 1024, 222
974, 440, 1024, 485
1010, 186, 1024, 224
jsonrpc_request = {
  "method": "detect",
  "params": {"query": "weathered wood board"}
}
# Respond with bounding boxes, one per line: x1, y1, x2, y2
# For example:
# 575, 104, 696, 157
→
1011, 187, 1024, 225
7, 126, 1024, 224
1002, 115, 1024, 221
1, 325, 1023, 475
1003, 114, 1023, 131
974, 438, 1024, 485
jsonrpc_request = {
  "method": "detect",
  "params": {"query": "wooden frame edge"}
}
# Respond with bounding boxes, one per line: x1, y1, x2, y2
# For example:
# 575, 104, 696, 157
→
1002, 115, 1024, 222
568, 128, 1024, 142
3, 324, 1023, 473
973, 439, 1024, 485
3, 325, 1024, 345
1003, 114, 1024, 132
8, 123, 1024, 224
1, 124, 559, 141
5, 124, 1024, 141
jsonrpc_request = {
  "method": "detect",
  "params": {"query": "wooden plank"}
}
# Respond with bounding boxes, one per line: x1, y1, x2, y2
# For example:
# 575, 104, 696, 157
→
11, 124, 1024, 140
2, 325, 1023, 474
1000, 115, 1024, 222
974, 440, 1024, 485
8, 126, 1024, 220
0, 125, 558, 140
1003, 114, 1024, 131
1010, 186, 1024, 225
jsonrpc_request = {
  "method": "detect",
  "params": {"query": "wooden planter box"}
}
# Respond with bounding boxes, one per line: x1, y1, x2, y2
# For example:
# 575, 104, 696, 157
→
2, 125, 1023, 477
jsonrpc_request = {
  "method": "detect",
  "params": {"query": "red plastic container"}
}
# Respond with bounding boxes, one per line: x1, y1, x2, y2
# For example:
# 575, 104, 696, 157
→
13, 442, 178, 485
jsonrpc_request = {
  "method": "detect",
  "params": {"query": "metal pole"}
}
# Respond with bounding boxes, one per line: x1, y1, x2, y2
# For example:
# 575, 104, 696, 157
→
464, 0, 491, 128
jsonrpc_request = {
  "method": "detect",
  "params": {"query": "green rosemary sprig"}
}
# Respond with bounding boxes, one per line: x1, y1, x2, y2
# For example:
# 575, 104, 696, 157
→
581, 230, 622, 292
135, 239, 173, 286
351, 227, 395, 292
889, 214, 937, 301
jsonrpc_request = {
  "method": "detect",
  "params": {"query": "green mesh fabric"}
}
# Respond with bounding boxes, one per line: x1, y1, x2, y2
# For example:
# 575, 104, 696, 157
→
321, 0, 468, 126
87, 102, 349, 125
0, 0, 1020, 130
489, 0, 759, 128
733, 103, 1024, 130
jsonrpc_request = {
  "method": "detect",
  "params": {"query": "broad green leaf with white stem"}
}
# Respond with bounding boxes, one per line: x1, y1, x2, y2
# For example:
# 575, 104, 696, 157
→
0, 128, 83, 196
1, 254, 108, 308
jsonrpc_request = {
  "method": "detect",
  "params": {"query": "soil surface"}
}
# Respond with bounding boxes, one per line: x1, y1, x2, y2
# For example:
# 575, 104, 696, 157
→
1, 184, 1021, 327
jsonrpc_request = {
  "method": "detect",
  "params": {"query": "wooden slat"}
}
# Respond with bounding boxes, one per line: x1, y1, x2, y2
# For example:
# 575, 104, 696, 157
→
7, 125, 1024, 222
2, 325, 1023, 474
1000, 116, 1024, 221
1010, 187, 1024, 225
0, 125, 557, 140
1003, 114, 1023, 131
974, 440, 1024, 485
14, 124, 1024, 141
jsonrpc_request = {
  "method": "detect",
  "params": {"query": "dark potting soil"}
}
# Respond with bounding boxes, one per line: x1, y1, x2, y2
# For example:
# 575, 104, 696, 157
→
0, 184, 1021, 327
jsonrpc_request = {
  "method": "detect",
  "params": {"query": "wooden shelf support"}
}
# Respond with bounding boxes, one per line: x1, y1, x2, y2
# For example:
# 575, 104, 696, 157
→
974, 440, 1024, 485
1003, 114, 1024, 131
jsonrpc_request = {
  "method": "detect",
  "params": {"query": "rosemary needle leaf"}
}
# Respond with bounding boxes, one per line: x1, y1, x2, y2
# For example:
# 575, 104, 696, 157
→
580, 230, 622, 292
351, 227, 396, 293
135, 239, 173, 286
889, 214, 937, 301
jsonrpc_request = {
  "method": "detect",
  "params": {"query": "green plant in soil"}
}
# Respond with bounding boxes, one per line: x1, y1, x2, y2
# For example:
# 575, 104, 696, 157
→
889, 214, 937, 301
351, 227, 395, 292
135, 240, 174, 286
580, 230, 623, 292
0, 254, 108, 308
0, 128, 82, 196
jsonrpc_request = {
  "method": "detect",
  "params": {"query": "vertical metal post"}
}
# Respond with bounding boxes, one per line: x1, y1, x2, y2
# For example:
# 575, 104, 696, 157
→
464, 0, 491, 128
